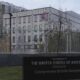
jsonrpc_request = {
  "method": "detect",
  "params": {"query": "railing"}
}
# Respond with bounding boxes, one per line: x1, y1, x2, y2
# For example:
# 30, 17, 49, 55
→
0, 52, 80, 66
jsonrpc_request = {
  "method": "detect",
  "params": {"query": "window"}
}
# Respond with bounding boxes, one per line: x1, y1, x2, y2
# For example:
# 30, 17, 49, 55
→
28, 35, 31, 42
5, 18, 9, 25
24, 45, 28, 51
23, 16, 26, 23
18, 27, 21, 33
12, 17, 16, 24
28, 25, 31, 32
24, 45, 27, 50
34, 15, 37, 22
39, 35, 43, 42
23, 26, 26, 33
45, 24, 48, 30
13, 36, 15, 43
17, 36, 23, 43
17, 45, 21, 49
34, 44, 37, 49
13, 27, 15, 33
34, 35, 37, 42
27, 45, 31, 49
5, 18, 7, 25
24, 36, 26, 42
18, 36, 21, 42
34, 25, 37, 32
28, 16, 31, 23
39, 24, 43, 31
18, 17, 21, 24
12, 45, 16, 50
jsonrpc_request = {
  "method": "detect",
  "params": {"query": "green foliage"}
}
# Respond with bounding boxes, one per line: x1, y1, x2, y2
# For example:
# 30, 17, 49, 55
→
0, 66, 22, 80
48, 32, 66, 52
39, 30, 80, 52
48, 33, 58, 52
39, 44, 44, 52
71, 32, 80, 52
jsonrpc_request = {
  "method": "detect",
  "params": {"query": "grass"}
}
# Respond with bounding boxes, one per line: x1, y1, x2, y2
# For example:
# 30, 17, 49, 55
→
0, 66, 22, 80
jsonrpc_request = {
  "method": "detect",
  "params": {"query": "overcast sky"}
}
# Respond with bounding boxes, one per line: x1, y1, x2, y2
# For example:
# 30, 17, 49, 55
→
1, 0, 80, 14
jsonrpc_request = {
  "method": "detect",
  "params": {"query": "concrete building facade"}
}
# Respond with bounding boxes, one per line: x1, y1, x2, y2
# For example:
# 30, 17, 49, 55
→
3, 7, 80, 52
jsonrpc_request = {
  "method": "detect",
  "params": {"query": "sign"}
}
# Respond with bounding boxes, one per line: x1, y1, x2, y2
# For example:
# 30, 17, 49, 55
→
23, 54, 80, 80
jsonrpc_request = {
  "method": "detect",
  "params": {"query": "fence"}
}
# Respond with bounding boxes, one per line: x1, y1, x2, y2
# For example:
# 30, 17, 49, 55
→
0, 54, 29, 66
0, 53, 80, 66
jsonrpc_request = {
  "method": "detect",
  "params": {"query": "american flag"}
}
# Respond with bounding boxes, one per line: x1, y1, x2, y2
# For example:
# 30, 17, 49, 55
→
40, 13, 48, 21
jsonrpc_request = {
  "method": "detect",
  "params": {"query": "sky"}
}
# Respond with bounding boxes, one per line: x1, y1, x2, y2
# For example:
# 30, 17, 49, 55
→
1, 0, 80, 14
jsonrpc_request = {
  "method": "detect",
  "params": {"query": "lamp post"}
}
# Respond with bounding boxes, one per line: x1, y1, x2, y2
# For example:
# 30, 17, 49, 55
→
9, 13, 12, 53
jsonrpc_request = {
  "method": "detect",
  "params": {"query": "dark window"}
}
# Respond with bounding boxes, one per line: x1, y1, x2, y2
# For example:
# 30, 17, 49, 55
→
18, 36, 22, 43
28, 16, 31, 23
39, 35, 43, 42
12, 45, 16, 50
28, 25, 31, 32
18, 17, 21, 24
13, 36, 15, 43
23, 17, 26, 23
39, 24, 43, 32
34, 25, 37, 32
17, 45, 21, 49
24, 36, 26, 42
28, 35, 31, 42
18, 27, 21, 33
34, 15, 37, 22
13, 27, 15, 33
12, 17, 16, 24
5, 18, 9, 25
24, 45, 27, 50
34, 44, 37, 49
34, 35, 37, 42
27, 45, 31, 49
23, 26, 26, 33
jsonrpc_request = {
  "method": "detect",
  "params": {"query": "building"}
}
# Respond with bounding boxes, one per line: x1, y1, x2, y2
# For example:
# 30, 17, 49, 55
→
0, 1, 27, 52
0, 34, 10, 52
0, 1, 26, 13
0, 1, 26, 36
3, 7, 80, 53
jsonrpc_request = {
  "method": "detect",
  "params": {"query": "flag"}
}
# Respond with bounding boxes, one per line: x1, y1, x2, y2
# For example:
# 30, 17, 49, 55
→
40, 13, 48, 21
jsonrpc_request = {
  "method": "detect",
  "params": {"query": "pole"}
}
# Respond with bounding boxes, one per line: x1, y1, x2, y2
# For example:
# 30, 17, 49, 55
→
66, 33, 69, 52
9, 13, 12, 53
57, 11, 62, 53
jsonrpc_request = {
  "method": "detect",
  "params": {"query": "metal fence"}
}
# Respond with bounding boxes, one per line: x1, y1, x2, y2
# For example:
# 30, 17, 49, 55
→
0, 54, 28, 66
0, 52, 80, 66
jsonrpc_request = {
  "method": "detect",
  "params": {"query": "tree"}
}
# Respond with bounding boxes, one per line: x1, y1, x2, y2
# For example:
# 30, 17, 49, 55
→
71, 31, 80, 52
0, 34, 10, 52
38, 10, 73, 53
38, 43, 44, 52
47, 31, 66, 52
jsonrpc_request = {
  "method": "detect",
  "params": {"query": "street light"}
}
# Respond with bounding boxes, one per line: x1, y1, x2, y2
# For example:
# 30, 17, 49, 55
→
9, 13, 12, 53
